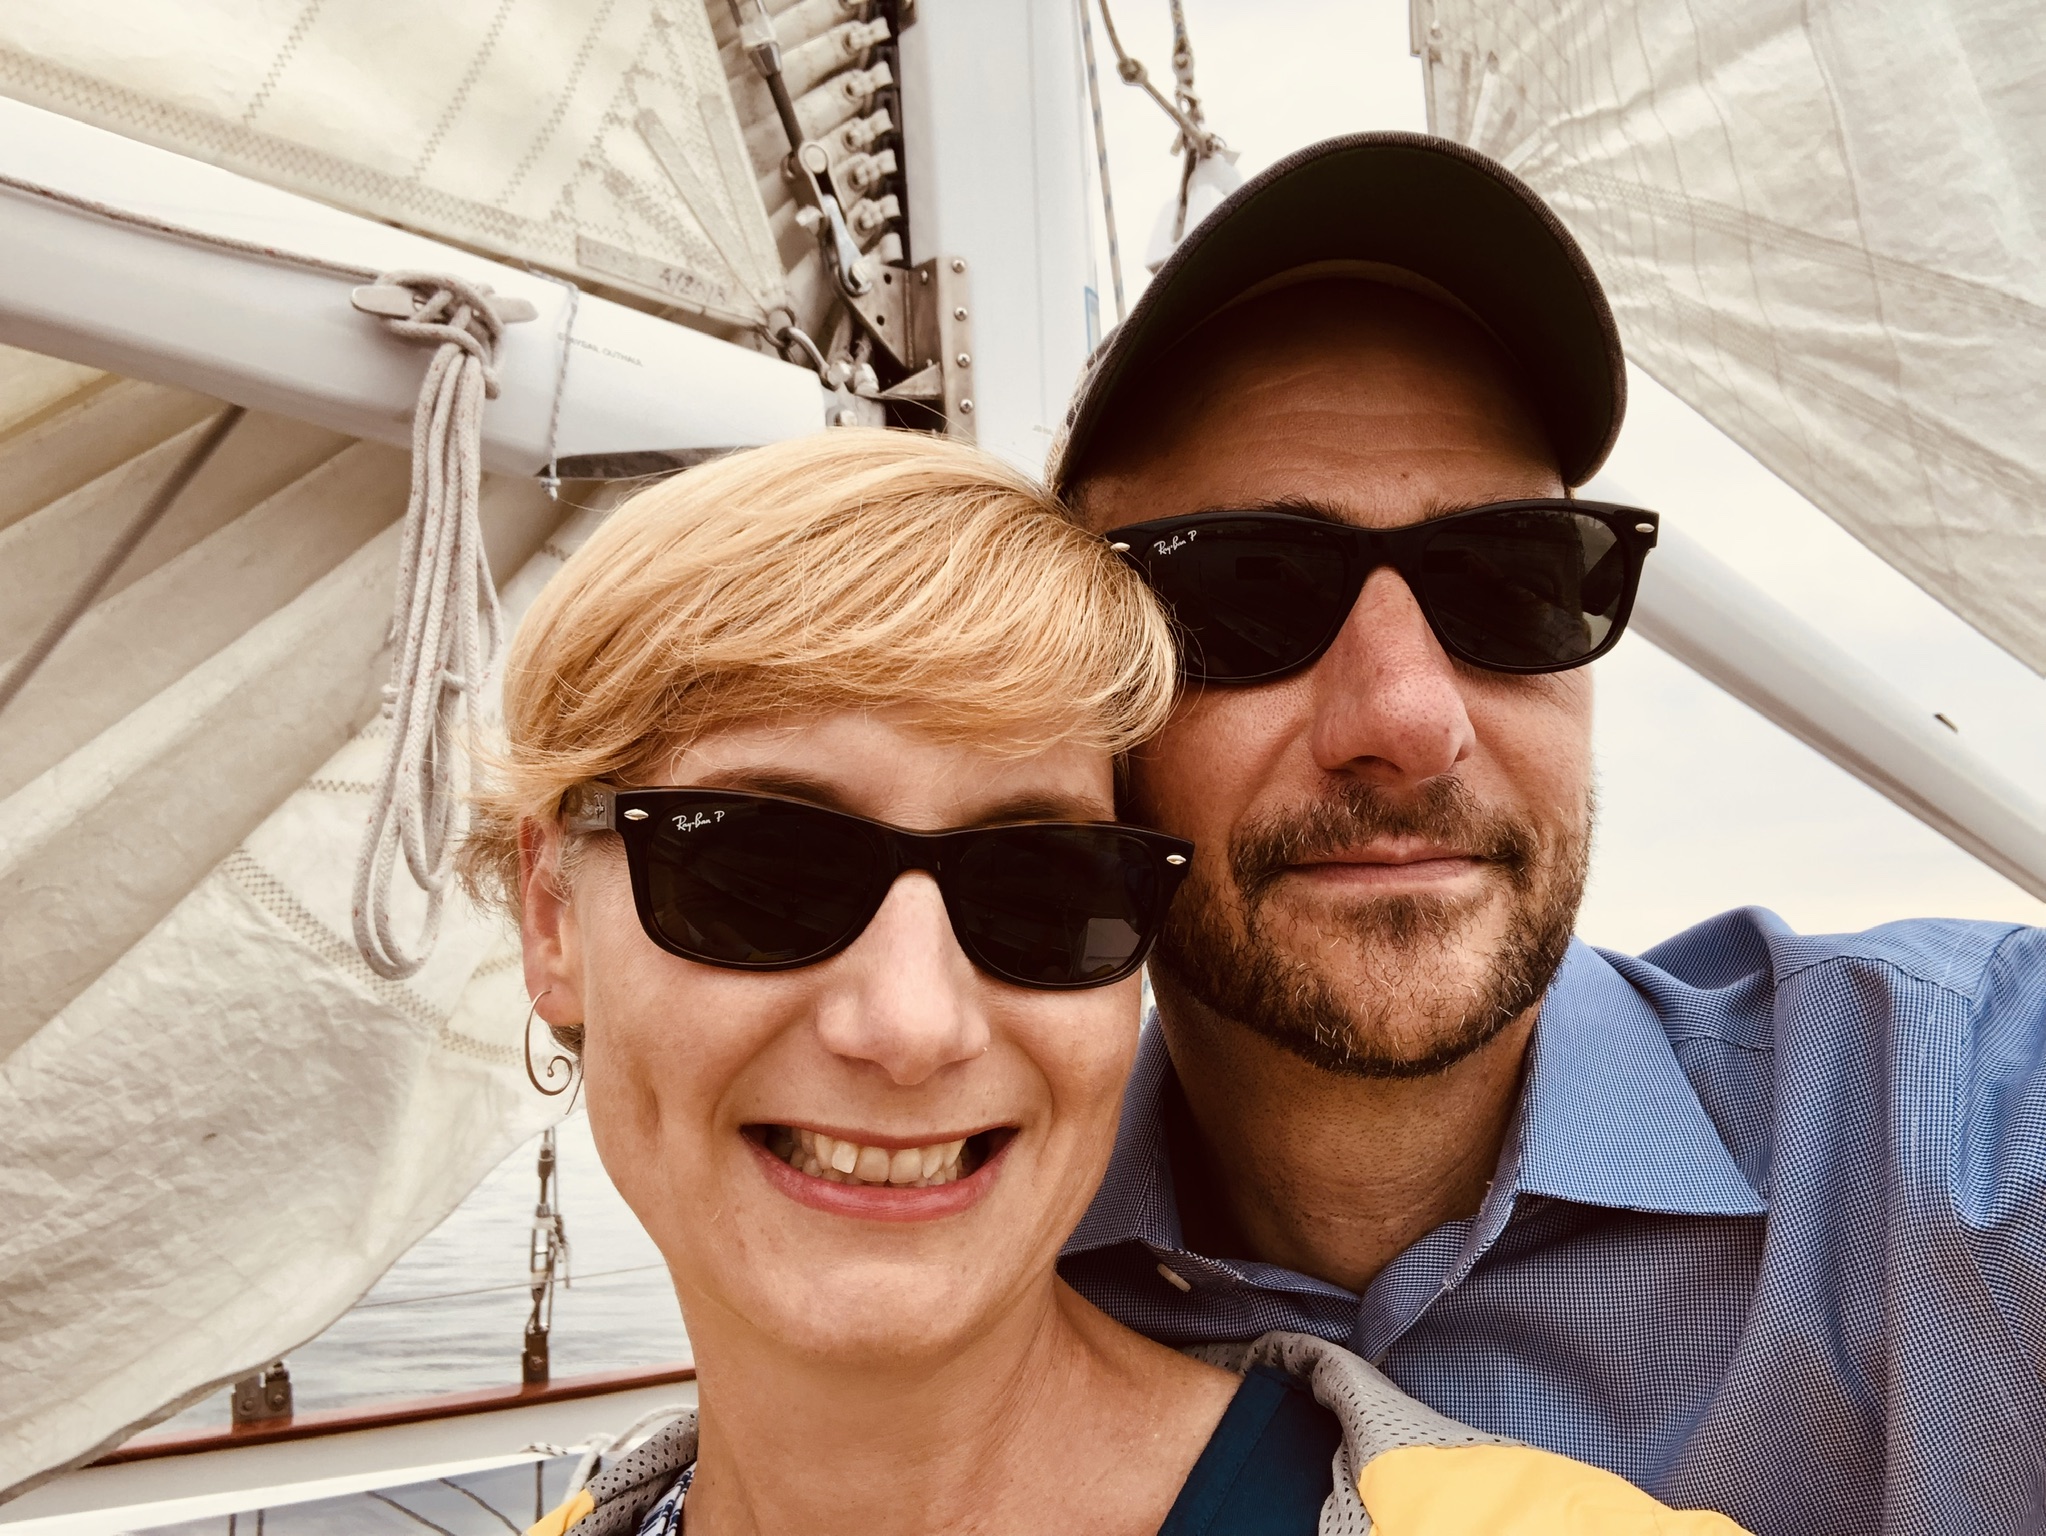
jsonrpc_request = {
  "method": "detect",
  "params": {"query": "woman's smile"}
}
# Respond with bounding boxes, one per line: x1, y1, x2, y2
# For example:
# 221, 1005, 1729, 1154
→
498, 431, 1243, 1536
744, 1123, 1019, 1221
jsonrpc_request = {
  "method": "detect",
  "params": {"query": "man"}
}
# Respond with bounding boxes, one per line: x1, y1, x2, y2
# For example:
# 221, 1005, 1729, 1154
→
1051, 134, 2046, 1536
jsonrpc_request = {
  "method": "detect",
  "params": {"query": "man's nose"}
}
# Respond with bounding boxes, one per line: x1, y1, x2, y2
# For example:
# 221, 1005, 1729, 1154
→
1306, 566, 1476, 785
811, 872, 991, 1085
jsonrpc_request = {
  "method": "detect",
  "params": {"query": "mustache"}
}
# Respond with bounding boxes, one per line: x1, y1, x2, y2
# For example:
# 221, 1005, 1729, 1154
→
1230, 776, 1539, 901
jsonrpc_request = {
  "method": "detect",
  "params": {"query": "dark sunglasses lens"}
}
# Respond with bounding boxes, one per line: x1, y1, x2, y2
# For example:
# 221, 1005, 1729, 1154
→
642, 798, 883, 965
948, 828, 1165, 987
1135, 520, 1353, 680
1416, 510, 1625, 668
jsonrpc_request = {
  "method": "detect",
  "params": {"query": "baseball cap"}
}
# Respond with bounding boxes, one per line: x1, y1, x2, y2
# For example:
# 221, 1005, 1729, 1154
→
1047, 132, 1626, 494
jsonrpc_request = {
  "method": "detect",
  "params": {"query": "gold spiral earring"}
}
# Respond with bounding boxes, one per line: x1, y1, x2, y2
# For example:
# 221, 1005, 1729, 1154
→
524, 988, 582, 1099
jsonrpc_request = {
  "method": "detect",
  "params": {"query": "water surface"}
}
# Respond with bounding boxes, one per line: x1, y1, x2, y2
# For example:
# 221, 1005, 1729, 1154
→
159, 1112, 689, 1433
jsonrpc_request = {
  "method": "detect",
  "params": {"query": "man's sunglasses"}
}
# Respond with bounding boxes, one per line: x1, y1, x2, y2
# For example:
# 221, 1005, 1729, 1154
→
1108, 500, 1660, 682
566, 788, 1193, 991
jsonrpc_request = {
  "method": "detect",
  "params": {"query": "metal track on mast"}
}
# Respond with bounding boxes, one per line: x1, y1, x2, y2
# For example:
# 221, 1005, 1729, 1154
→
715, 0, 978, 440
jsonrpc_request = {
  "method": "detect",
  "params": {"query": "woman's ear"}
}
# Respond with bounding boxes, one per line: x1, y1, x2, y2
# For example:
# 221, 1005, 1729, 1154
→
520, 818, 586, 1030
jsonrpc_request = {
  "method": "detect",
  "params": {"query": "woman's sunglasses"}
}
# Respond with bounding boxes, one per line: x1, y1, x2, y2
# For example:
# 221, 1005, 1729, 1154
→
1108, 500, 1660, 682
565, 788, 1193, 990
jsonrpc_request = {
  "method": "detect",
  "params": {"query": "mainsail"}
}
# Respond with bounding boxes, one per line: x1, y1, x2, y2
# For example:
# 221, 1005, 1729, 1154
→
1413, 0, 2046, 673
0, 349, 579, 1493
0, 0, 938, 1498
0, 1, 787, 332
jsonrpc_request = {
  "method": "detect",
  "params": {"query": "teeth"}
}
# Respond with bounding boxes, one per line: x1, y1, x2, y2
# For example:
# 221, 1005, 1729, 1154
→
888, 1148, 921, 1185
768, 1128, 972, 1188
854, 1144, 891, 1182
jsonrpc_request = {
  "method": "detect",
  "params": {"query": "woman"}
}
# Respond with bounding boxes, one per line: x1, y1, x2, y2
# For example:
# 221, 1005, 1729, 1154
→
472, 431, 1747, 1536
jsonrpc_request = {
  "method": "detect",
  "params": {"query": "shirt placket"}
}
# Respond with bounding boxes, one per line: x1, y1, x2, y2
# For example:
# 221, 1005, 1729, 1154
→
1351, 1108, 1529, 1361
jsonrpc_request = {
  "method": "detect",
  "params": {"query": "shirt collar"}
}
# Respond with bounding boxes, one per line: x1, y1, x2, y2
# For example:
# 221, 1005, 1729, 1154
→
1066, 1021, 1185, 1255
1505, 938, 1765, 1217
1067, 937, 1762, 1265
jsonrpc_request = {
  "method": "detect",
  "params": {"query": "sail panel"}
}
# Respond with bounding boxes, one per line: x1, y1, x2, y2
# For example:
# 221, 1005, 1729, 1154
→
0, 379, 217, 537
0, 442, 404, 803
0, 1, 789, 330
0, 373, 591, 1491
0, 412, 354, 667
0, 745, 550, 1500
1414, 0, 2046, 672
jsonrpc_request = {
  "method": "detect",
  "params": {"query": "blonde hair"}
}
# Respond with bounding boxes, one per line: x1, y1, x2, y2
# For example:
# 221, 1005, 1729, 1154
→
463, 428, 1178, 915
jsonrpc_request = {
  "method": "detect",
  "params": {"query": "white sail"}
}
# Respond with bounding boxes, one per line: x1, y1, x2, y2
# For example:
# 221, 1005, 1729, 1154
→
0, 0, 1093, 1501
0, 346, 610, 1495
1413, 0, 2046, 672
0, 1, 786, 330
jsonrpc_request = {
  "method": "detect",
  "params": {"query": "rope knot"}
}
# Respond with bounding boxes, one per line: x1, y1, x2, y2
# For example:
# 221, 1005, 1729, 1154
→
353, 270, 531, 397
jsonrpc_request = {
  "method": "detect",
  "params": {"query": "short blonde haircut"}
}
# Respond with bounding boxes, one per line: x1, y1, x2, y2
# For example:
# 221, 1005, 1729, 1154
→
464, 428, 1178, 915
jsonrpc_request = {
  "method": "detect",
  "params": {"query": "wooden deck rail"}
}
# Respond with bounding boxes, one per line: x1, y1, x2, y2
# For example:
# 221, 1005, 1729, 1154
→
92, 1363, 697, 1465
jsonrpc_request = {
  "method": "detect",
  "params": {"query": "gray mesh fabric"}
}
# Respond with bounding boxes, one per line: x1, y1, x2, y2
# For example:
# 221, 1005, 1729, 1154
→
573, 1413, 698, 1536
1190, 1331, 1513, 1536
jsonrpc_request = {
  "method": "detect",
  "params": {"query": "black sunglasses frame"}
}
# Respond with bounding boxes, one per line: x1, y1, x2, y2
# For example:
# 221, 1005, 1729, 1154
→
1108, 499, 1661, 683
566, 787, 1195, 991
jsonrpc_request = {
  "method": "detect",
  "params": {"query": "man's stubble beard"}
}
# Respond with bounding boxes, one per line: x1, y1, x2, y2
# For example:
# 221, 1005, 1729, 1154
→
1151, 776, 1591, 1079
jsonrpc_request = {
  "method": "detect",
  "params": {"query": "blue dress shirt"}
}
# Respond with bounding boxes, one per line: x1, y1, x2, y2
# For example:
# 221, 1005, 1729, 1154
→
1060, 908, 2046, 1535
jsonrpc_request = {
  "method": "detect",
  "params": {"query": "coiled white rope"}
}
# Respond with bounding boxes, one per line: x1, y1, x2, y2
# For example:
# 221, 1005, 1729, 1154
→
351, 272, 513, 980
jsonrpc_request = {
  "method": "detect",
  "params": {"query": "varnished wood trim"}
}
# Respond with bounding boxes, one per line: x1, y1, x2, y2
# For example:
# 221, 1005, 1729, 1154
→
93, 1364, 697, 1465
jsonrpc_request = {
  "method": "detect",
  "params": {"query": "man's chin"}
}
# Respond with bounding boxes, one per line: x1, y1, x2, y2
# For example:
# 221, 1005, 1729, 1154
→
1154, 879, 1574, 1081
1256, 879, 1508, 959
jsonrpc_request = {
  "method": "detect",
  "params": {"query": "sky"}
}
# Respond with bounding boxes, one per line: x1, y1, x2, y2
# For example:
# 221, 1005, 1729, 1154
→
1076, 0, 2046, 952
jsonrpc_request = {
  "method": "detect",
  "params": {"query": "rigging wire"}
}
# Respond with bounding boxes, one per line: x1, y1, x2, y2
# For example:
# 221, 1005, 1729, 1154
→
523, 1126, 571, 1384
522, 266, 582, 500
1162, 0, 1207, 245
440, 1478, 522, 1535
0, 404, 246, 720
1076, 0, 1127, 323
1090, 0, 1223, 156
366, 1490, 461, 1535
351, 1261, 663, 1311
1167, 0, 1203, 131
0, 169, 378, 285
1086, 0, 1232, 265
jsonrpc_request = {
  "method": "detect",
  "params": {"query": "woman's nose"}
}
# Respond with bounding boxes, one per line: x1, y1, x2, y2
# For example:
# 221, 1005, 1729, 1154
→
810, 872, 992, 1085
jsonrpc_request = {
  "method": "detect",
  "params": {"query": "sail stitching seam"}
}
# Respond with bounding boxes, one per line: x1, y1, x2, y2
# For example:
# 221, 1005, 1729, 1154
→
1615, 274, 2040, 507
222, 848, 521, 1065
1554, 167, 2046, 329
221, 849, 443, 1031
